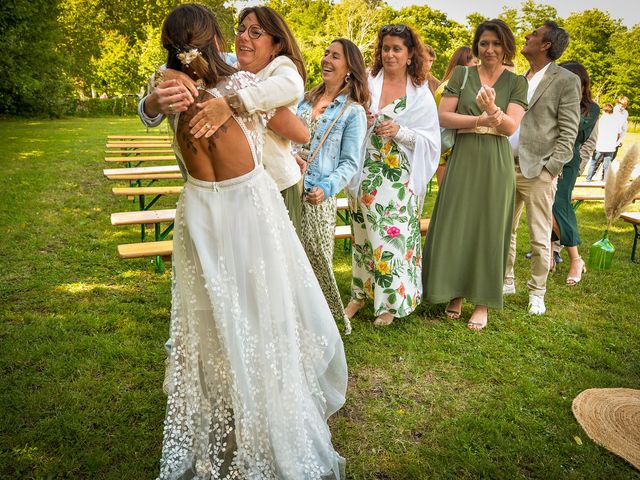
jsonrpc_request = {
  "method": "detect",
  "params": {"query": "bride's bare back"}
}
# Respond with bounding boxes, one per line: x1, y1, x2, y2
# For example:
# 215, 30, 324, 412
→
177, 89, 254, 182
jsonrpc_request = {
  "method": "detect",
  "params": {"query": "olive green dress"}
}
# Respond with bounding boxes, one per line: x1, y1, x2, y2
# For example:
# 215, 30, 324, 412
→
422, 66, 527, 309
552, 102, 599, 246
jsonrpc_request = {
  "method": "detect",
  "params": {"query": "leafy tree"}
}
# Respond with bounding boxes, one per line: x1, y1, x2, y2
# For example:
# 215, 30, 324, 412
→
137, 24, 165, 95
517, 0, 559, 33
562, 9, 625, 100
466, 12, 488, 32
0, 0, 71, 115
91, 31, 141, 97
392, 5, 471, 79
607, 26, 640, 115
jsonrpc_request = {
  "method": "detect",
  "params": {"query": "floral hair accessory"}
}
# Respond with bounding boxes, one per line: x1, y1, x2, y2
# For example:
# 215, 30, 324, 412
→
177, 48, 201, 67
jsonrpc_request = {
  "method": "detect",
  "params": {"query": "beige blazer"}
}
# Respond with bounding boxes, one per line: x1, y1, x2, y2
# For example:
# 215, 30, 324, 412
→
518, 62, 581, 179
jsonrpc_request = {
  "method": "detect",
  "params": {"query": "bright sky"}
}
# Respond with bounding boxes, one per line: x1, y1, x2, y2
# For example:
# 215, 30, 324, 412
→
386, 0, 639, 28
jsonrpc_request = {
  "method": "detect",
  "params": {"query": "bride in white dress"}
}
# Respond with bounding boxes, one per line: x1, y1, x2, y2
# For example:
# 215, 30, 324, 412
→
156, 5, 348, 479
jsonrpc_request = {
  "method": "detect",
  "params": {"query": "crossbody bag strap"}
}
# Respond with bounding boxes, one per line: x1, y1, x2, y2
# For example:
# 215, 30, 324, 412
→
306, 100, 352, 167
461, 65, 469, 91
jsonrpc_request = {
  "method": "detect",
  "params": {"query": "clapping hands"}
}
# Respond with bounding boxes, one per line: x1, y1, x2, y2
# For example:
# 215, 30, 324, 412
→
476, 85, 504, 127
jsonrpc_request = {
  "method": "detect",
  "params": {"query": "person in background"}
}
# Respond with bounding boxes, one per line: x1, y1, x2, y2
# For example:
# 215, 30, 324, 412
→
611, 95, 629, 160
585, 103, 620, 182
551, 61, 599, 285
503, 20, 581, 316
422, 19, 527, 330
345, 24, 440, 327
424, 43, 441, 96
139, 6, 309, 234
433, 46, 478, 185
296, 38, 368, 334
155, 4, 347, 478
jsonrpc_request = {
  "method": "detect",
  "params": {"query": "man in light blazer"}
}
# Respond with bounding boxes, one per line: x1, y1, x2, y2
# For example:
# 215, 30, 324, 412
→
503, 20, 581, 315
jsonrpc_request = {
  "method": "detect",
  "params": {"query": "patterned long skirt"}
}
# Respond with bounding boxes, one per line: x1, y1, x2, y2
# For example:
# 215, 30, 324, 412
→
349, 137, 423, 318
301, 196, 351, 333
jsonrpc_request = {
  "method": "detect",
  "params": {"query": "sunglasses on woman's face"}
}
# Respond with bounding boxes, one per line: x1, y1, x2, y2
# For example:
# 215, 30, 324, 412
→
380, 24, 407, 35
236, 24, 266, 39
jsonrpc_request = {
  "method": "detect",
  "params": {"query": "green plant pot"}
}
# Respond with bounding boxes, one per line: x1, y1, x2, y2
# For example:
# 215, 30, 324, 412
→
589, 230, 615, 270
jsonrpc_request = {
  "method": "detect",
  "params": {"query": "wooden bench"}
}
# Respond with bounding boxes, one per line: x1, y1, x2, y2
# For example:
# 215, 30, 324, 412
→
574, 181, 605, 188
108, 135, 171, 141
104, 165, 183, 183
106, 148, 175, 155
620, 212, 640, 263
112, 185, 182, 210
571, 193, 640, 210
105, 155, 176, 163
106, 141, 172, 149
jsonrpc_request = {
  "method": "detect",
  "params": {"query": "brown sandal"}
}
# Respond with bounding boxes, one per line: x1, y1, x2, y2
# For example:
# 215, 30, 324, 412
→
445, 298, 463, 319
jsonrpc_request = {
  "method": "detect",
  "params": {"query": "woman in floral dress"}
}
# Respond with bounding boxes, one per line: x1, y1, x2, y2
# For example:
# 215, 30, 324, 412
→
346, 24, 440, 326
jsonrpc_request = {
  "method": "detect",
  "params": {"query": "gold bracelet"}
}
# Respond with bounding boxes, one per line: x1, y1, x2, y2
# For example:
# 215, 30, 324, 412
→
224, 93, 246, 115
475, 116, 480, 128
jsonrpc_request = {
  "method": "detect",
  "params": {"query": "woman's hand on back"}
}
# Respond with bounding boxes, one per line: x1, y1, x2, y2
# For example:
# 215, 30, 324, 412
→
189, 97, 233, 139
145, 79, 197, 116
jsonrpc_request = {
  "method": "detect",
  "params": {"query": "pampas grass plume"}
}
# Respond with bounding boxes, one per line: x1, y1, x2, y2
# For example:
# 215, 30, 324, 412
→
604, 143, 640, 228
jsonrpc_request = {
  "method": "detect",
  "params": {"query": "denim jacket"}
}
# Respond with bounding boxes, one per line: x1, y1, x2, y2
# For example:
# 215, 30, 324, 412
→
297, 95, 367, 199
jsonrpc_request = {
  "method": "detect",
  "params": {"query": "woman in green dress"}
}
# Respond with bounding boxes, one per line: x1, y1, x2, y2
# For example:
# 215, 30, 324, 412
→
551, 61, 599, 286
422, 19, 527, 330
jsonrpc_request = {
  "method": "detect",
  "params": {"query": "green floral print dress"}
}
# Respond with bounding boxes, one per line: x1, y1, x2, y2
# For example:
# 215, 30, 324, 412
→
350, 97, 423, 318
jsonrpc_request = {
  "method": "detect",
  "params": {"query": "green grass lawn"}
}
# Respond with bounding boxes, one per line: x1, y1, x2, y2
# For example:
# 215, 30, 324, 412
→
1, 117, 639, 479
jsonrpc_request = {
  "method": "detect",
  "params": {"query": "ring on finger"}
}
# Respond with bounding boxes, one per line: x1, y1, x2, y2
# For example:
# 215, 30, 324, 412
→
205, 123, 212, 129
168, 103, 174, 113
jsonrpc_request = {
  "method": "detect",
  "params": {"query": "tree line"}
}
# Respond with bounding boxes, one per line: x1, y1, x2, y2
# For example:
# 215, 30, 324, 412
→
1, 0, 638, 117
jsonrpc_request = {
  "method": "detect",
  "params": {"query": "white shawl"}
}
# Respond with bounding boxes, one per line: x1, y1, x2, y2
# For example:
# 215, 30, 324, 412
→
347, 71, 440, 204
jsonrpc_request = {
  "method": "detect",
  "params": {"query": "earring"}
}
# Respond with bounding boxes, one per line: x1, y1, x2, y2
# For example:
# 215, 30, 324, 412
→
345, 73, 351, 83
407, 59, 411, 65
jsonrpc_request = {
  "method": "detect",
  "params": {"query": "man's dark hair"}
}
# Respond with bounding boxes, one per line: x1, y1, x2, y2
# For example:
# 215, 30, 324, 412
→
542, 20, 569, 61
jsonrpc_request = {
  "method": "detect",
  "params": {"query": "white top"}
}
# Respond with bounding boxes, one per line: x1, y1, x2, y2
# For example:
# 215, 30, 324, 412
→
509, 62, 552, 157
612, 104, 629, 143
595, 112, 621, 153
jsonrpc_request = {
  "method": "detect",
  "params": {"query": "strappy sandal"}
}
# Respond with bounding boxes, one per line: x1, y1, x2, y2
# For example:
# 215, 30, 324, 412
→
373, 312, 394, 326
467, 307, 488, 331
445, 297, 463, 319
566, 256, 586, 286
344, 299, 364, 319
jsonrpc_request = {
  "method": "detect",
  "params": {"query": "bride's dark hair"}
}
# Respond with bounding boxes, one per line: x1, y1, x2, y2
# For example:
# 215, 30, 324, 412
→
161, 3, 236, 87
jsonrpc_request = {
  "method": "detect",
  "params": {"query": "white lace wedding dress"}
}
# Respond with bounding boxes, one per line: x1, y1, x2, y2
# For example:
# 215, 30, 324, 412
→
158, 72, 348, 480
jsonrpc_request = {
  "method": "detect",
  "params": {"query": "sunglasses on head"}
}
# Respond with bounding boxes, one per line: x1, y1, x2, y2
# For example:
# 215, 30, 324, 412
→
235, 24, 266, 39
380, 24, 408, 35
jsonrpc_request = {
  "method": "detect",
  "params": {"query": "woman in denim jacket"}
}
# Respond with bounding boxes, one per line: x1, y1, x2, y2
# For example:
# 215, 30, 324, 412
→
297, 38, 368, 334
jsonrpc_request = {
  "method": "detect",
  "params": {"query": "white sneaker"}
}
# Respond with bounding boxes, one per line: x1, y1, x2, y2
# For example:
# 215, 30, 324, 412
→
503, 282, 516, 295
528, 294, 546, 315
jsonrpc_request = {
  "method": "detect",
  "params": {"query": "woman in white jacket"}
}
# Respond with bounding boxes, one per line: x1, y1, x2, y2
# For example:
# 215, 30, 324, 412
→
140, 6, 309, 233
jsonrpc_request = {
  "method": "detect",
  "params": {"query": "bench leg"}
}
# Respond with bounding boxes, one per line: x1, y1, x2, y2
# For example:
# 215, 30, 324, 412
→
632, 224, 639, 263
155, 255, 164, 273
336, 209, 352, 253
